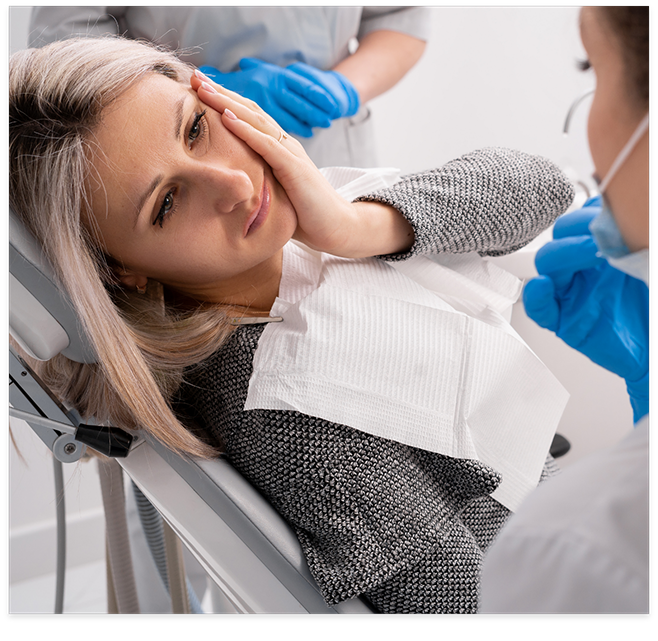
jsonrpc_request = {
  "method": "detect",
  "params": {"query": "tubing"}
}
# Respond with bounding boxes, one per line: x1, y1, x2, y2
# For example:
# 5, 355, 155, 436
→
98, 458, 140, 613
132, 482, 203, 613
53, 457, 66, 614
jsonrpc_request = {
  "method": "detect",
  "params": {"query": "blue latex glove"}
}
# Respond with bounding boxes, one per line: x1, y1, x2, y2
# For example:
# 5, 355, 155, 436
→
199, 59, 339, 137
287, 62, 360, 119
523, 196, 649, 422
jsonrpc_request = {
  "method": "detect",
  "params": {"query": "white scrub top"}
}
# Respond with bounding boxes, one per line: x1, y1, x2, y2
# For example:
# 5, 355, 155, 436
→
479, 415, 649, 614
28, 6, 431, 168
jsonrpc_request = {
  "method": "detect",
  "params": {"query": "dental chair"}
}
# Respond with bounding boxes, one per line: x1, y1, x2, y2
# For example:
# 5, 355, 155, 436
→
8, 206, 374, 614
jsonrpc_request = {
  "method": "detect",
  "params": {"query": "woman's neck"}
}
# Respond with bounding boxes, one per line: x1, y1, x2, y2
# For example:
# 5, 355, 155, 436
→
165, 250, 283, 315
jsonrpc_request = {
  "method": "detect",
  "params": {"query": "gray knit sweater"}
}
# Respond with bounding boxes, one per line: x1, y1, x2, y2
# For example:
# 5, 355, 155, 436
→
179, 148, 575, 613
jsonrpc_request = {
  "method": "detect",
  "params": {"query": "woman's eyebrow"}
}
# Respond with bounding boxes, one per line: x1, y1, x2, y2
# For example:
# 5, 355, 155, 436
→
173, 94, 188, 142
134, 173, 164, 228
133, 93, 190, 227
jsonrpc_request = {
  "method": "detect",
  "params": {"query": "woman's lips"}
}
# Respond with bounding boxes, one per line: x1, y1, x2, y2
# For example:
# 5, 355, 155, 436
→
244, 180, 270, 237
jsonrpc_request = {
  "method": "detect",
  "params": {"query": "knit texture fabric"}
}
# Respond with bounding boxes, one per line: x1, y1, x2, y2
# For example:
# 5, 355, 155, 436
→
179, 148, 573, 613
357, 147, 575, 261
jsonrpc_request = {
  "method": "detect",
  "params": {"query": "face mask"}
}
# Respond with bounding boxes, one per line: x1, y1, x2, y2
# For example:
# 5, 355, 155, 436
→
589, 113, 649, 284
590, 201, 650, 284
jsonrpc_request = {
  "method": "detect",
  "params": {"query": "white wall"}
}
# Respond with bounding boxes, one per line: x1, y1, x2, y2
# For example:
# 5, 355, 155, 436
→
8, 6, 634, 586
369, 7, 595, 185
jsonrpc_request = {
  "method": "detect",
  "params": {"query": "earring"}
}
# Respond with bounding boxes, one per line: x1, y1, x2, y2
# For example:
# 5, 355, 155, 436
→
136, 284, 147, 295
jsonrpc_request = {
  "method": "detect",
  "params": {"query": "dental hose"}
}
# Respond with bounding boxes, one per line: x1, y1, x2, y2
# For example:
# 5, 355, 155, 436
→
53, 457, 66, 614
64, 455, 200, 613
98, 458, 141, 613
131, 482, 203, 613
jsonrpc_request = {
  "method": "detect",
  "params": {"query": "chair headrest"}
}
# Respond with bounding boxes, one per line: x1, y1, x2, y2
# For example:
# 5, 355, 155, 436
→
9, 207, 96, 363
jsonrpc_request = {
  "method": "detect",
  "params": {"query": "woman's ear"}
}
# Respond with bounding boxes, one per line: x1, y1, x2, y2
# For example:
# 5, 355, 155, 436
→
114, 267, 148, 292
117, 270, 148, 289
118, 272, 148, 294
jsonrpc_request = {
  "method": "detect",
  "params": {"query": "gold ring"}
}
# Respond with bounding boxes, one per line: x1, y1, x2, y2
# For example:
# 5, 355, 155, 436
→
277, 130, 288, 143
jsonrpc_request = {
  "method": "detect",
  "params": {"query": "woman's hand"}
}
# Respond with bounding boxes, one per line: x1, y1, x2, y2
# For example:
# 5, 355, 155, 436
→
190, 70, 413, 258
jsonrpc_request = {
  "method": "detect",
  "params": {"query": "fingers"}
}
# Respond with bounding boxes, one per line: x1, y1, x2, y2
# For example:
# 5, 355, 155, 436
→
192, 72, 283, 138
523, 276, 560, 332
193, 66, 333, 136
274, 88, 332, 129
283, 66, 339, 116
190, 69, 312, 142
224, 114, 294, 167
212, 97, 305, 177
240, 58, 337, 116
534, 235, 604, 288
553, 208, 600, 239
190, 69, 270, 122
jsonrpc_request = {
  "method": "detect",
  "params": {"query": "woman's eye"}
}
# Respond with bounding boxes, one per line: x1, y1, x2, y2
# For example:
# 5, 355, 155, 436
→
153, 190, 175, 227
188, 109, 207, 147
576, 58, 591, 72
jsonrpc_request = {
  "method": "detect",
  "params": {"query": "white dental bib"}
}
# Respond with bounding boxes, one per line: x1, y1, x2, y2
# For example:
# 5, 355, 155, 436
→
244, 168, 569, 511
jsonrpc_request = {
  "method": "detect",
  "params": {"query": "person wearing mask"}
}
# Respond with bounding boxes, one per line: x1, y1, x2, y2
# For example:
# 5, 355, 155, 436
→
479, 6, 649, 614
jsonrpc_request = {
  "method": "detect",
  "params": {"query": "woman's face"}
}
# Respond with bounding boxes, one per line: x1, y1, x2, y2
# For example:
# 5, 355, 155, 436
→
88, 73, 298, 307
579, 7, 649, 251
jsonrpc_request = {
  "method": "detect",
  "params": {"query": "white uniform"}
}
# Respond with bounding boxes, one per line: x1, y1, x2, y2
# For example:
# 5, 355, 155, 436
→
28, 6, 431, 168
479, 415, 649, 613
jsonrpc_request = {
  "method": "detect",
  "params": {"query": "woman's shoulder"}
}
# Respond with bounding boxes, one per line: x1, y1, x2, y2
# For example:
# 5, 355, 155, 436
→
191, 324, 264, 379
178, 325, 264, 433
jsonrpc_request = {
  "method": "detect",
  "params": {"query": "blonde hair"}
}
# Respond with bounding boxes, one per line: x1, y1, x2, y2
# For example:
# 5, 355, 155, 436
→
10, 36, 235, 458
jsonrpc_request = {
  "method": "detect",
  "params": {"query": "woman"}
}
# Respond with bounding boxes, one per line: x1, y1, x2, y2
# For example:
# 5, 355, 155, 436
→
480, 6, 649, 613
9, 36, 574, 613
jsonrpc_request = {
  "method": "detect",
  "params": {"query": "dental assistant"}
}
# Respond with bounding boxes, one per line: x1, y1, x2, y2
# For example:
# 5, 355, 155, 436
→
28, 5, 429, 168
479, 6, 649, 613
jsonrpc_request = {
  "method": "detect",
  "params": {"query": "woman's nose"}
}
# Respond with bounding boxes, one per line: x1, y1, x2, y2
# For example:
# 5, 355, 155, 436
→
197, 164, 254, 214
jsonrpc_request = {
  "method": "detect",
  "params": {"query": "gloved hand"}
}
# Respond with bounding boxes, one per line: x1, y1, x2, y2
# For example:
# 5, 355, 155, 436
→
199, 59, 339, 137
286, 62, 360, 119
523, 196, 649, 422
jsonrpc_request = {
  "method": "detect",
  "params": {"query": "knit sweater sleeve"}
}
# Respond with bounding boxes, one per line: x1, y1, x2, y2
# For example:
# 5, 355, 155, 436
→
354, 147, 575, 260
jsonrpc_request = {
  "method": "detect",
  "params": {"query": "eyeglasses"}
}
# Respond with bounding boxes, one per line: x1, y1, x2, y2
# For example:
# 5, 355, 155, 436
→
562, 88, 596, 198
563, 88, 595, 135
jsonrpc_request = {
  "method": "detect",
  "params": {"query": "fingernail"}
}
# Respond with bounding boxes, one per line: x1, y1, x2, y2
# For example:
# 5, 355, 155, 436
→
200, 81, 217, 93
223, 108, 238, 120
194, 68, 209, 81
